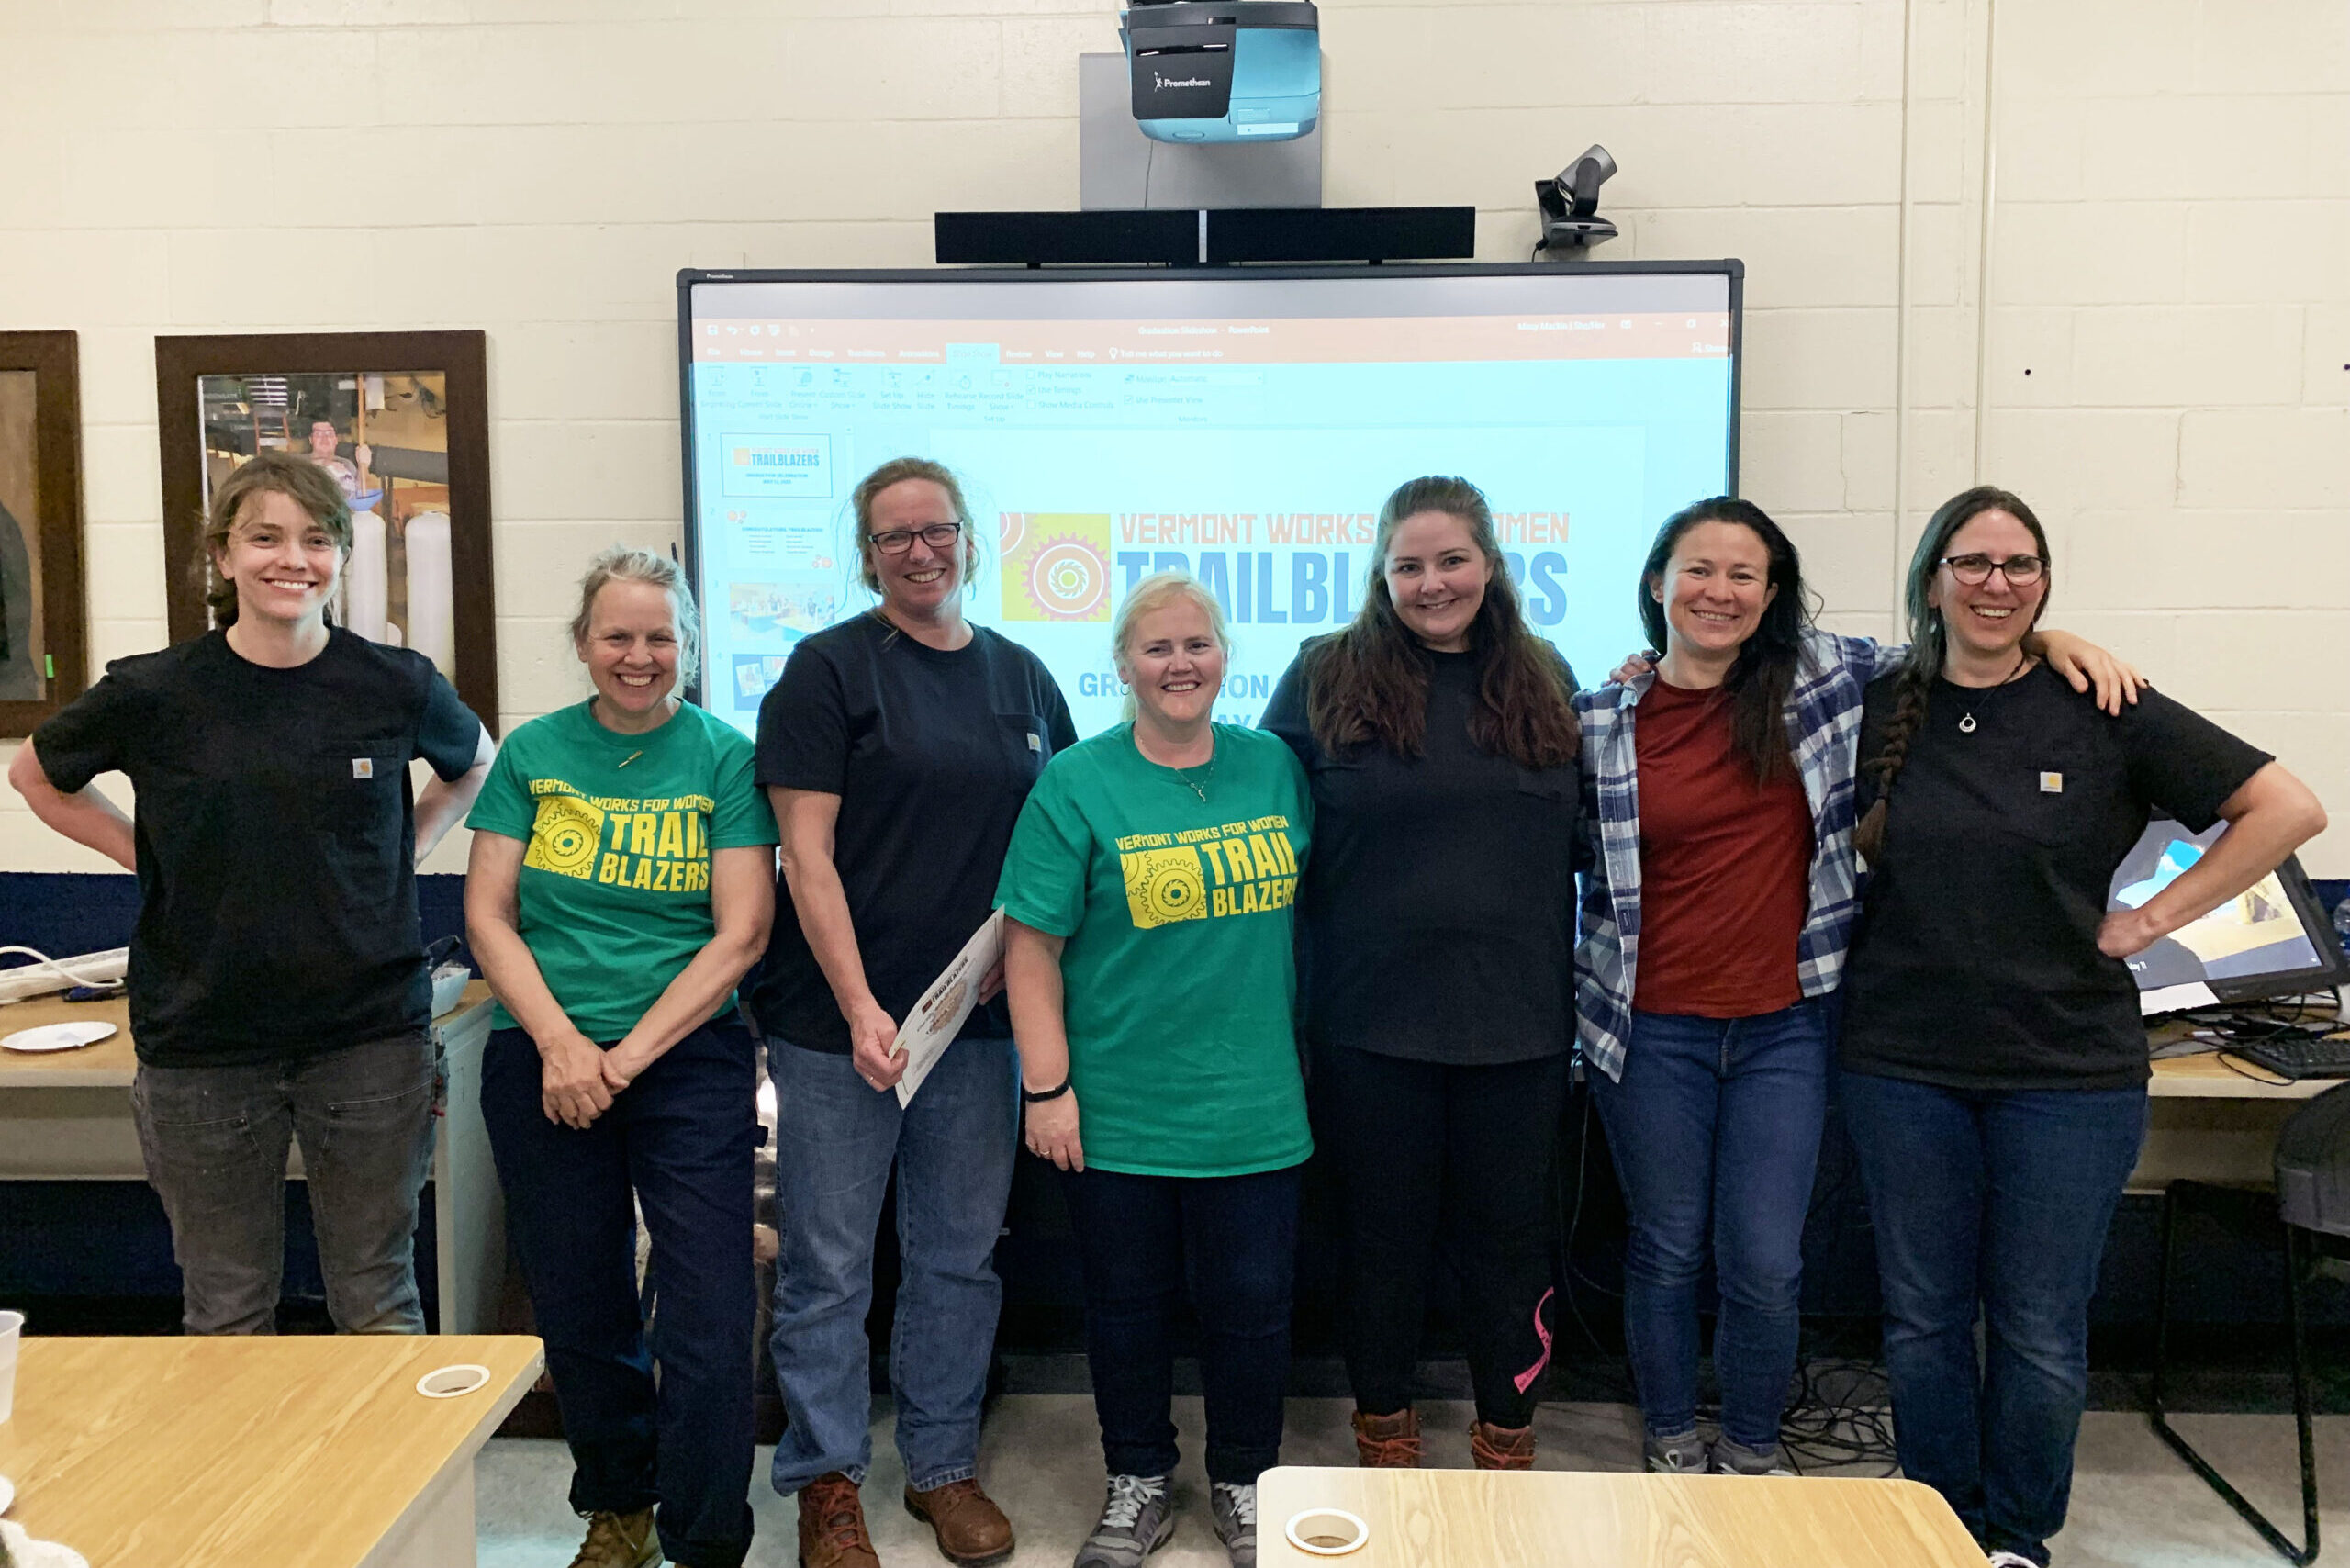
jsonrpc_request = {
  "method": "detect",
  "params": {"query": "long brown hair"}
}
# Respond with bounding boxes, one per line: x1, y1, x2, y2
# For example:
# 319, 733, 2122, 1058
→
1304, 476, 1578, 768
1637, 497, 1809, 786
200, 452, 353, 629
1852, 485, 2054, 865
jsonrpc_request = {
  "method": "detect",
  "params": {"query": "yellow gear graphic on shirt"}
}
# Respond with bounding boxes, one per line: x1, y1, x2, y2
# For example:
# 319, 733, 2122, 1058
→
524, 794, 605, 880
1120, 846, 1208, 929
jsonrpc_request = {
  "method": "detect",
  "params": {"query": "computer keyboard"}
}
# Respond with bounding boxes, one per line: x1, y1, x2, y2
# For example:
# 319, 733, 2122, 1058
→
2230, 1034, 2350, 1081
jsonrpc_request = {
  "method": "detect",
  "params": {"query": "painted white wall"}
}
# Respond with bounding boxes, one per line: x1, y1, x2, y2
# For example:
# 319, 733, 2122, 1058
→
1, 0, 2342, 872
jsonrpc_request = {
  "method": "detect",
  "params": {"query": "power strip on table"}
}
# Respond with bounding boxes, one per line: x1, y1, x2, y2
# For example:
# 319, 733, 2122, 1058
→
0, 946, 129, 1002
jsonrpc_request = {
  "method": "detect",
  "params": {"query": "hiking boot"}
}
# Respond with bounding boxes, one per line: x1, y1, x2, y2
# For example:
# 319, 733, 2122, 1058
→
1350, 1407, 1423, 1468
1644, 1428, 1707, 1473
1073, 1473, 1175, 1568
570, 1507, 661, 1568
905, 1477, 1013, 1566
799, 1472, 879, 1568
1209, 1481, 1257, 1568
1469, 1419, 1535, 1470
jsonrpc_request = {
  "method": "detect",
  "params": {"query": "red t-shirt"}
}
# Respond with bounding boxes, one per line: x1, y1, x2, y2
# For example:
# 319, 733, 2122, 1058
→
1631, 677, 1815, 1017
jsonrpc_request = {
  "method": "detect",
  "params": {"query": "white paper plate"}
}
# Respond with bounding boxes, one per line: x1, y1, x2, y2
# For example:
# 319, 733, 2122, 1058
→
0, 1022, 117, 1054
0, 1472, 14, 1513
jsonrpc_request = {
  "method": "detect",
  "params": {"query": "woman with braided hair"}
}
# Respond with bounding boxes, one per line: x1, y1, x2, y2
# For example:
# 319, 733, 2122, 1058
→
1839, 486, 2327, 1568
1576, 496, 2139, 1480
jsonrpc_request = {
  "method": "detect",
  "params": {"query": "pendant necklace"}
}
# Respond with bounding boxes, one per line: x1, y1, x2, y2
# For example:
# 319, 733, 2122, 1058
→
1175, 756, 1215, 804
1956, 649, 2031, 734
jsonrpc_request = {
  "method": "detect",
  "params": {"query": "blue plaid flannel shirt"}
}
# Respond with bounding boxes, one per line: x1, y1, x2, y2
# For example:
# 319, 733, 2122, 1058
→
1572, 628, 1902, 1082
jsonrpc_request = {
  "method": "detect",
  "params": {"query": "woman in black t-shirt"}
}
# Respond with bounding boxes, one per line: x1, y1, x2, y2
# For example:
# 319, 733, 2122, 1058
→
1262, 476, 1582, 1472
1841, 486, 2327, 1568
753, 458, 1073, 1568
9, 452, 491, 1337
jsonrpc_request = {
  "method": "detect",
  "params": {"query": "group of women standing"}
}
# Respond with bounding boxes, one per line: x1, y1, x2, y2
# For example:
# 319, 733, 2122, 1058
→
14, 446, 2327, 1568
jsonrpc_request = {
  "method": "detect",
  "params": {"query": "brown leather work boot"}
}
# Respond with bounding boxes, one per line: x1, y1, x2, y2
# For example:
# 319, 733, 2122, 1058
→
904, 1477, 1015, 1566
1350, 1406, 1424, 1468
1470, 1419, 1536, 1470
799, 1472, 880, 1568
569, 1506, 661, 1568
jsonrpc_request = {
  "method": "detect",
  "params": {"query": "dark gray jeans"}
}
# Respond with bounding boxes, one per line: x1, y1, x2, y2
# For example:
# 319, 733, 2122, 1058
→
130, 1031, 439, 1335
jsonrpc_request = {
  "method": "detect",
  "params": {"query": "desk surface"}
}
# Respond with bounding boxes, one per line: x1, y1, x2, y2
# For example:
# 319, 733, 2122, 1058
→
0, 981, 495, 1088
1256, 1465, 1984, 1568
0, 1334, 542, 1567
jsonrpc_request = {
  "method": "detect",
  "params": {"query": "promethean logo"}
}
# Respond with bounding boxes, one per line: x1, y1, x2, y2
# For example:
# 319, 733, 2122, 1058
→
1154, 73, 1211, 88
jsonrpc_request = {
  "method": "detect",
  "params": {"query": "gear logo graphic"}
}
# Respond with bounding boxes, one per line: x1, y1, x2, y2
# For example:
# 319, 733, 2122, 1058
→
524, 794, 606, 880
1119, 846, 1209, 930
1001, 512, 1112, 622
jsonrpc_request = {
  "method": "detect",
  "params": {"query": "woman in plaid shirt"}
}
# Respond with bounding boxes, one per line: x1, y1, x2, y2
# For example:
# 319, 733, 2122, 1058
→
1573, 496, 2136, 1476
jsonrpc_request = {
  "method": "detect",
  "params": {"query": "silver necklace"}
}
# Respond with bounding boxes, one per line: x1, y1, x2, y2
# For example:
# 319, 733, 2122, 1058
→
1956, 650, 2031, 734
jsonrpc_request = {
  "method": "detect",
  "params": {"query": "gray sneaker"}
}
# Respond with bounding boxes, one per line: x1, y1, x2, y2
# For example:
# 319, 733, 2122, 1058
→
1708, 1435, 1796, 1476
1074, 1473, 1175, 1568
1209, 1481, 1256, 1568
1644, 1428, 1707, 1473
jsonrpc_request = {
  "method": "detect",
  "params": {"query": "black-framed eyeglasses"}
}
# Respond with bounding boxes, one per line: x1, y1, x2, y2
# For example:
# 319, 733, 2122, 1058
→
870, 521, 963, 555
1939, 552, 2045, 587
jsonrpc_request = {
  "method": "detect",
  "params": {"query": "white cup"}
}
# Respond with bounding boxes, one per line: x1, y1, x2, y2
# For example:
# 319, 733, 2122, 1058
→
0, 1308, 22, 1424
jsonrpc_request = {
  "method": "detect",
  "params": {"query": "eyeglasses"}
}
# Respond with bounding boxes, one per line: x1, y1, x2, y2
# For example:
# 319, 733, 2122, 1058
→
870, 522, 963, 555
1939, 552, 2045, 587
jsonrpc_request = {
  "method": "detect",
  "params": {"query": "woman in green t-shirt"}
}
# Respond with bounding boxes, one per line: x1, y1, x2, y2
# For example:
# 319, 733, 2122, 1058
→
464, 548, 778, 1568
998, 570, 1312, 1568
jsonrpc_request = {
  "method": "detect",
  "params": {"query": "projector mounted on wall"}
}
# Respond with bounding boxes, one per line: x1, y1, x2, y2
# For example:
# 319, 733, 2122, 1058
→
1122, 0, 1320, 145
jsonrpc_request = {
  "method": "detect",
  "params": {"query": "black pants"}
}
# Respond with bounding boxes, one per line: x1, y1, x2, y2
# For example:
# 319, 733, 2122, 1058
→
482, 1022, 758, 1568
1061, 1162, 1303, 1485
1318, 1044, 1566, 1428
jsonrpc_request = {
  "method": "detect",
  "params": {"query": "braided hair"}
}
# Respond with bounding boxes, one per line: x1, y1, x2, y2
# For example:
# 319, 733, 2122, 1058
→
1852, 486, 2054, 866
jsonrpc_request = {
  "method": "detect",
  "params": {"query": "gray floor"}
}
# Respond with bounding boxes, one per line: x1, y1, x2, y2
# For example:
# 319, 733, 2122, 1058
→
475, 1395, 2350, 1566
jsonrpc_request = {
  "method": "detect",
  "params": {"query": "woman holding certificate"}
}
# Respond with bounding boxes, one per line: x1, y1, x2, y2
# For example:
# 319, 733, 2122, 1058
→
999, 570, 1314, 1568
754, 458, 1075, 1568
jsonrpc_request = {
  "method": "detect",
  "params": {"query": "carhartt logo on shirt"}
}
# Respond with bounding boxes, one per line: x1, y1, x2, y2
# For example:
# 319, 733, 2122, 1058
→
2040, 771, 2063, 793
1028, 732, 1041, 752
352, 758, 374, 778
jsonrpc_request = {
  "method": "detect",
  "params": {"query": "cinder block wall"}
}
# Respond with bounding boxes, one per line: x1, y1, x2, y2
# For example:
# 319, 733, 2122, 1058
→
1, 0, 2341, 873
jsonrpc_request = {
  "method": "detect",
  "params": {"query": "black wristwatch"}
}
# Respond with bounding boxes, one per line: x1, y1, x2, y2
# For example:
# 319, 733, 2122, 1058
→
1022, 1077, 1072, 1103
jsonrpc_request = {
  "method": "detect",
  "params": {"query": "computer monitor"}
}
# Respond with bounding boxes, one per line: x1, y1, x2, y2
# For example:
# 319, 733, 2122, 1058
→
2114, 816, 2350, 1014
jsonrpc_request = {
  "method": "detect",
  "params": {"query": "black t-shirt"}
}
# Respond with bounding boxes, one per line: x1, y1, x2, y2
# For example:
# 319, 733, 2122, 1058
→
750, 613, 1076, 1054
31, 629, 483, 1068
1262, 642, 1582, 1066
1840, 663, 2270, 1091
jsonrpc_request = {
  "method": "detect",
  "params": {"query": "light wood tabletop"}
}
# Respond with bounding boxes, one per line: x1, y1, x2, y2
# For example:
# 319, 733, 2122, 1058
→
1256, 1464, 1986, 1568
0, 982, 495, 1088
0, 1333, 543, 1568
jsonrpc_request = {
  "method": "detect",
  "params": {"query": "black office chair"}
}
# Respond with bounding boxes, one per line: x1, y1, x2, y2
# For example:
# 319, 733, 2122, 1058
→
2151, 1081, 2350, 1566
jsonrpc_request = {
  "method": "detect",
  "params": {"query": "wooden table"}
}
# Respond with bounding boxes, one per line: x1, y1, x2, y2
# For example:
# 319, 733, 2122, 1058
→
0, 983, 507, 1332
0, 1334, 542, 1568
1257, 1464, 1985, 1568
2135, 1037, 2338, 1196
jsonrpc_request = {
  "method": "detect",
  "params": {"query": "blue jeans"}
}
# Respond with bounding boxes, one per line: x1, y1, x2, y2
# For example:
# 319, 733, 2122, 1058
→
767, 1034, 1018, 1495
1061, 1163, 1302, 1485
130, 1030, 438, 1336
482, 1022, 758, 1568
1841, 1070, 2148, 1568
1587, 1000, 1828, 1450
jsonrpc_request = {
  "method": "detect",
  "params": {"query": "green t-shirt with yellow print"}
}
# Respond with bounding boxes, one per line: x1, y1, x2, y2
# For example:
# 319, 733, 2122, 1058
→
466, 700, 776, 1040
995, 722, 1313, 1179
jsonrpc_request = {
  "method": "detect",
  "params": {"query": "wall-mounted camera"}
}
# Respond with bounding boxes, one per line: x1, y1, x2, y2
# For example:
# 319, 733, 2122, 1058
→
1122, 1, 1320, 145
1536, 144, 1618, 255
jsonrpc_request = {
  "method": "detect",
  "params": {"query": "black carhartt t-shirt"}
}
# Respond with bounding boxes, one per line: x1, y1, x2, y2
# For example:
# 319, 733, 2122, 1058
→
1840, 663, 2270, 1091
1262, 642, 1582, 1066
750, 613, 1075, 1055
30, 629, 484, 1068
